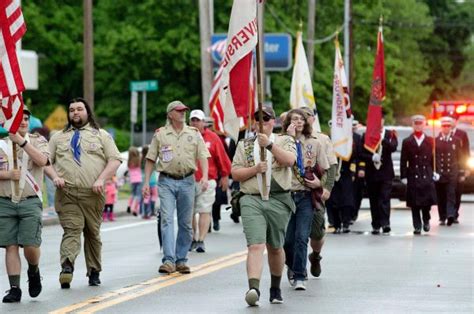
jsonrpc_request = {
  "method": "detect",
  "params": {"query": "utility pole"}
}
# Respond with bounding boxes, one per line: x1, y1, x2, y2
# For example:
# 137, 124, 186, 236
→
307, 0, 316, 78
83, 0, 94, 111
199, 0, 212, 115
343, 0, 351, 89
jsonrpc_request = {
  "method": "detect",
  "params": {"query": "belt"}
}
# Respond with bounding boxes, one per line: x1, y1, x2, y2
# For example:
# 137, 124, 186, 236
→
291, 190, 311, 196
248, 191, 290, 196
160, 171, 194, 180
0, 195, 38, 201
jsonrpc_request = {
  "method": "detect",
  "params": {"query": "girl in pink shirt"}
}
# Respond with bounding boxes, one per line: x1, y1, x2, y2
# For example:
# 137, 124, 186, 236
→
103, 177, 118, 221
127, 147, 143, 216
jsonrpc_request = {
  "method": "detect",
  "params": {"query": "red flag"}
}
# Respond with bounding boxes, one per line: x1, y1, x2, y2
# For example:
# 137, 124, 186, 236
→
364, 26, 385, 153
0, 0, 26, 133
218, 0, 258, 140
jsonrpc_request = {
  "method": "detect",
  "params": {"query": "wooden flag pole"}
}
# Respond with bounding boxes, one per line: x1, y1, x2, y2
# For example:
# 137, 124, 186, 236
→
256, 0, 267, 198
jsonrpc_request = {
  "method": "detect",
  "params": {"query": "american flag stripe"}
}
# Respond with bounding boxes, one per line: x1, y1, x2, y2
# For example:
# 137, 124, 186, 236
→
6, 0, 26, 42
1, 94, 24, 133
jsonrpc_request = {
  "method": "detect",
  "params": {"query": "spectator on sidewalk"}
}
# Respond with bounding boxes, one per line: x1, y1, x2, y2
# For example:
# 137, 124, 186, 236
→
127, 146, 142, 216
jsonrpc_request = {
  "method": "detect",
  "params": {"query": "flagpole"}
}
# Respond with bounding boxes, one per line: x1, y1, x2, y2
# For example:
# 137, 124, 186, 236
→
256, 0, 267, 198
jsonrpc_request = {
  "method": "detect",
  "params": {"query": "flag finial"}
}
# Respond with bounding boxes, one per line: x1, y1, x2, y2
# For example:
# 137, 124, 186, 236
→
298, 20, 303, 31
379, 15, 383, 27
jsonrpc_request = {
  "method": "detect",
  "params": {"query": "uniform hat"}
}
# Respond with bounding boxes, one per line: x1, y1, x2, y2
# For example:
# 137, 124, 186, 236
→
440, 116, 453, 126
253, 105, 275, 119
411, 115, 426, 123
190, 109, 206, 121
167, 100, 189, 113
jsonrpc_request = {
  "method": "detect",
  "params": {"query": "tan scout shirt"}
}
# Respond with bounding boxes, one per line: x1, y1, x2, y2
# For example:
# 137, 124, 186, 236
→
232, 134, 296, 195
146, 124, 210, 176
291, 135, 330, 191
49, 124, 122, 188
312, 130, 337, 166
0, 134, 50, 198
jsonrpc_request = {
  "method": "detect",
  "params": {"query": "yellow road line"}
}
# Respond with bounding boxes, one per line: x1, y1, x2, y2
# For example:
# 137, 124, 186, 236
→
50, 250, 247, 314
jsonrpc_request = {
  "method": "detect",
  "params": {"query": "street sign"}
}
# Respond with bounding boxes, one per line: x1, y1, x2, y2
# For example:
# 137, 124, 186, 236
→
211, 33, 292, 71
130, 80, 159, 92
44, 106, 68, 130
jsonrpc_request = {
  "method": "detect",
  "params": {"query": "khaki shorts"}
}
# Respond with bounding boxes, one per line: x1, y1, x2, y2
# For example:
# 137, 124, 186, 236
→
310, 209, 326, 241
0, 197, 43, 247
194, 179, 217, 214
240, 194, 291, 248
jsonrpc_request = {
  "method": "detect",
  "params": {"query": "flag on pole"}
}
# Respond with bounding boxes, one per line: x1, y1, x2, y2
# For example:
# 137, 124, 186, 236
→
364, 24, 385, 153
331, 40, 353, 161
290, 31, 321, 132
0, 0, 26, 133
218, 0, 258, 141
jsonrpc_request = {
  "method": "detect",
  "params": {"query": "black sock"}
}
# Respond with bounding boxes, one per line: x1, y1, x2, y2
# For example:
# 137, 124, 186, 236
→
8, 275, 20, 288
270, 275, 281, 289
28, 263, 39, 274
248, 278, 260, 290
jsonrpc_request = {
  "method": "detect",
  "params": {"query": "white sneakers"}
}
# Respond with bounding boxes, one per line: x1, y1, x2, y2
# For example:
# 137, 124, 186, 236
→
294, 280, 306, 291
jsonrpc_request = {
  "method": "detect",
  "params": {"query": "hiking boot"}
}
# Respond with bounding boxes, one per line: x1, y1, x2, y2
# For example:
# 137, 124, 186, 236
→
176, 263, 191, 274
287, 268, 296, 286
158, 262, 176, 274
59, 265, 74, 289
27, 269, 42, 297
269, 287, 283, 304
245, 288, 260, 306
308, 252, 322, 277
2, 287, 21, 303
294, 280, 306, 291
88, 269, 101, 286
195, 241, 206, 253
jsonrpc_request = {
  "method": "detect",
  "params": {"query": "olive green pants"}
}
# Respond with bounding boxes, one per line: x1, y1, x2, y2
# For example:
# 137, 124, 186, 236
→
56, 187, 105, 275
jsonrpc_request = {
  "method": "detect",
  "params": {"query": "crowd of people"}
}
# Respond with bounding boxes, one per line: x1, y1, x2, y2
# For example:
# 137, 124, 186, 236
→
0, 99, 469, 306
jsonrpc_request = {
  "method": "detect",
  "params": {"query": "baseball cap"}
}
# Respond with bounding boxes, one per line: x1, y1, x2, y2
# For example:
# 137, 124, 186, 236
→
23, 105, 31, 116
253, 105, 275, 120
300, 106, 315, 118
190, 109, 206, 121
166, 100, 189, 113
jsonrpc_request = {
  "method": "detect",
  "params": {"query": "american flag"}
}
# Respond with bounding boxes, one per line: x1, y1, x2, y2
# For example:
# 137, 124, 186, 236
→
0, 0, 26, 133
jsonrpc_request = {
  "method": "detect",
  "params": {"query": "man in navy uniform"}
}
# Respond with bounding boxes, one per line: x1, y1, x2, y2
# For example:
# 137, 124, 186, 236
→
361, 111, 398, 234
448, 113, 470, 223
400, 115, 436, 234
434, 117, 464, 226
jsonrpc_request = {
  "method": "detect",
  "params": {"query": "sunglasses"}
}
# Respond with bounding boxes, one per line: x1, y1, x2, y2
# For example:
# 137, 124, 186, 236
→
255, 115, 272, 122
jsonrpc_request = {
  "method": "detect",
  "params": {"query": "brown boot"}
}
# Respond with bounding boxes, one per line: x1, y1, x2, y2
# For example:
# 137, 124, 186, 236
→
176, 263, 191, 274
158, 262, 176, 274
308, 252, 322, 277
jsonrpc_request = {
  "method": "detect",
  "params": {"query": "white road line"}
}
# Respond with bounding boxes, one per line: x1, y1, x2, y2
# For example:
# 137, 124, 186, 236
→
101, 220, 155, 232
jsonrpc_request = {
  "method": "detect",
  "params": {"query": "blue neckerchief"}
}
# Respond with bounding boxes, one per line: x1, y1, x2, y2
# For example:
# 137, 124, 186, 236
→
296, 140, 304, 176
71, 129, 81, 166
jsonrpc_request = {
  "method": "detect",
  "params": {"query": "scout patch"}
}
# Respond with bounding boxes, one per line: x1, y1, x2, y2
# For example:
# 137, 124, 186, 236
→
305, 144, 314, 159
161, 145, 173, 162
187, 135, 194, 142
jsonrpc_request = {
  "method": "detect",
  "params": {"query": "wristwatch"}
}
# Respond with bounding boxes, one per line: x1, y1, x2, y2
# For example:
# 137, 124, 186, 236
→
265, 141, 273, 151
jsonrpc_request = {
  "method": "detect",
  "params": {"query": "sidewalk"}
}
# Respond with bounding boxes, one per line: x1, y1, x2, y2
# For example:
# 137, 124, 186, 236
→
42, 198, 132, 226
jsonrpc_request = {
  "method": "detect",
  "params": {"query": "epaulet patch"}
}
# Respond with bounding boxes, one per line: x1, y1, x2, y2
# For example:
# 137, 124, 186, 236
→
189, 126, 199, 132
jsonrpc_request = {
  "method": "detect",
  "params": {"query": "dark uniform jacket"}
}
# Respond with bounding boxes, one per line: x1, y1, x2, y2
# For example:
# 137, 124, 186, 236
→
361, 130, 398, 183
436, 134, 463, 183
400, 134, 436, 207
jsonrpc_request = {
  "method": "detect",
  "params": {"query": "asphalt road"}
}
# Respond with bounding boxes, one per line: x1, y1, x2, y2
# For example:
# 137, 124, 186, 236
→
1, 200, 473, 313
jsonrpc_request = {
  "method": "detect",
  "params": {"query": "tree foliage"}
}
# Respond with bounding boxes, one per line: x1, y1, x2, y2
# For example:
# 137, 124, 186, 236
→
21, 0, 474, 133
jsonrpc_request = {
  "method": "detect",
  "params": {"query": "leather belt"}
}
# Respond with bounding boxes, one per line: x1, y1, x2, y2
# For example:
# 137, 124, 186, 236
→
0, 195, 38, 200
160, 171, 194, 180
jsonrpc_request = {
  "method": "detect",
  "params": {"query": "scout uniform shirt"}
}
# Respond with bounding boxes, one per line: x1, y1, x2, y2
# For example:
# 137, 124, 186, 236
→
146, 124, 210, 176
49, 124, 122, 188
0, 134, 50, 198
291, 135, 330, 191
312, 130, 338, 166
232, 134, 296, 195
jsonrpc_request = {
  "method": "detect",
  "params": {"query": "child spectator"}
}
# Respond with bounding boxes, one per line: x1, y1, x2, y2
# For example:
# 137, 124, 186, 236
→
127, 146, 143, 216
141, 146, 158, 219
103, 177, 118, 221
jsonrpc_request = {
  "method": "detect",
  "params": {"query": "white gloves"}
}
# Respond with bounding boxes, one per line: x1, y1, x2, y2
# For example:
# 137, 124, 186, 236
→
433, 172, 440, 182
401, 178, 407, 185
372, 153, 381, 163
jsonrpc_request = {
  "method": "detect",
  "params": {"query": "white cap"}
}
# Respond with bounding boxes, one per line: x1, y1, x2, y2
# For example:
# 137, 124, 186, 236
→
190, 109, 206, 121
